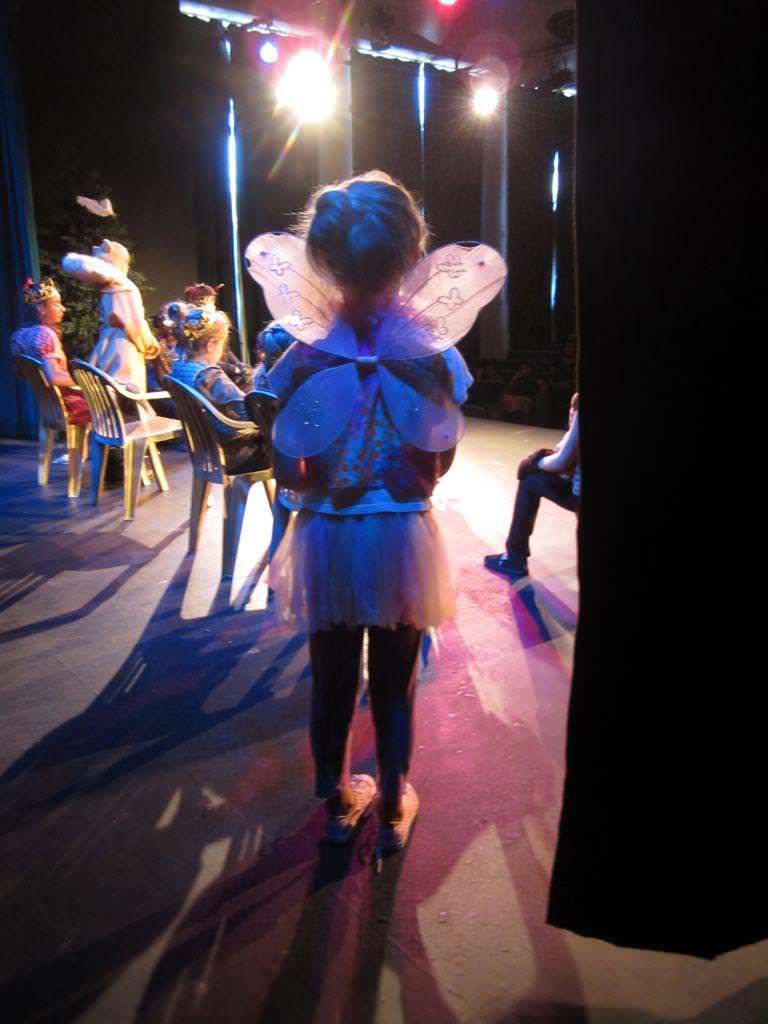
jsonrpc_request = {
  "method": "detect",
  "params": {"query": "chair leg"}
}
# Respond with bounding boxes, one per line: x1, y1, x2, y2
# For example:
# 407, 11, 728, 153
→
65, 424, 86, 499
38, 426, 55, 486
90, 439, 108, 505
221, 477, 250, 579
123, 439, 147, 520
189, 475, 212, 554
268, 484, 290, 561
147, 440, 169, 492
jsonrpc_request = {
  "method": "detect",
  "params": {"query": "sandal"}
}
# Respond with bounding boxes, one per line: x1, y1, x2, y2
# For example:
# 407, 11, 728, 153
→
376, 783, 419, 857
323, 774, 377, 845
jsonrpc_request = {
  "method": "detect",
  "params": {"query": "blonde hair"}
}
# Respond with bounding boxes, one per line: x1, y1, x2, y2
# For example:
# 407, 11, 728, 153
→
181, 307, 231, 354
299, 171, 427, 298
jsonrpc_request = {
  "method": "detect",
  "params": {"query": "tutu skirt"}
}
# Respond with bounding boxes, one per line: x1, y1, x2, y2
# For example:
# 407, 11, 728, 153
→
269, 509, 455, 632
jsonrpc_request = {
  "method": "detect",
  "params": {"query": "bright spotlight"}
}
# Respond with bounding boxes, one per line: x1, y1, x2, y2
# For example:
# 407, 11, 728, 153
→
473, 85, 500, 116
259, 40, 279, 64
437, 0, 459, 6
275, 50, 336, 123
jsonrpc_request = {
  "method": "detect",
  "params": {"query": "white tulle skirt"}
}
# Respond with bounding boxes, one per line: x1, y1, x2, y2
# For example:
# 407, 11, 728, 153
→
269, 509, 455, 632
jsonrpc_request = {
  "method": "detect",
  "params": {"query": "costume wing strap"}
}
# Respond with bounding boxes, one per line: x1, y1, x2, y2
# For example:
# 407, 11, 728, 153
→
244, 232, 337, 342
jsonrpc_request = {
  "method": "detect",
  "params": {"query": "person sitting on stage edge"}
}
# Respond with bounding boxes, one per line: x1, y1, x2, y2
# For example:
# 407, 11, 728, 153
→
11, 278, 90, 425
485, 391, 580, 581
170, 307, 270, 475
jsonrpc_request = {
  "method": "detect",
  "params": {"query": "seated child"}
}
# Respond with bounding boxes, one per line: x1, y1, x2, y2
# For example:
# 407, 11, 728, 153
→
171, 308, 270, 474
12, 278, 90, 425
183, 282, 254, 391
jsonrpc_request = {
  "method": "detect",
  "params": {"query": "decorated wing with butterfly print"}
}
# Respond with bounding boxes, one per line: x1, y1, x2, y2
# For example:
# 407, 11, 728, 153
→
398, 243, 507, 350
249, 233, 506, 459
244, 232, 338, 342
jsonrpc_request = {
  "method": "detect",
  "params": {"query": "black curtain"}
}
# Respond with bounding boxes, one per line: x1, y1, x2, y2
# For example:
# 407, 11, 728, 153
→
185, 19, 235, 326
351, 51, 422, 198
552, 95, 576, 350
234, 33, 319, 358
506, 88, 575, 353
15, 0, 200, 307
547, 2, 766, 958
422, 66, 483, 363
422, 66, 483, 247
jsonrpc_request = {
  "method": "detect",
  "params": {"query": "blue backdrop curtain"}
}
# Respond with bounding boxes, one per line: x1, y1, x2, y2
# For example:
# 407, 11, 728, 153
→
1, 4, 39, 439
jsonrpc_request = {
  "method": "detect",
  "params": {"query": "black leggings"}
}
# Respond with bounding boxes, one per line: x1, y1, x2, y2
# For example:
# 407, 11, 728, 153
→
308, 623, 423, 810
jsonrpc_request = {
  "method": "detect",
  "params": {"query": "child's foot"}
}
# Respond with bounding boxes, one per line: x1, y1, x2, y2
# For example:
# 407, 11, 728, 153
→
376, 783, 419, 856
323, 774, 377, 845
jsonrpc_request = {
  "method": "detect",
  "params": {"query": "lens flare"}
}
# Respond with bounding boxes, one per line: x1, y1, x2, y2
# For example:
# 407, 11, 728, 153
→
275, 50, 336, 123
260, 40, 279, 64
473, 85, 500, 116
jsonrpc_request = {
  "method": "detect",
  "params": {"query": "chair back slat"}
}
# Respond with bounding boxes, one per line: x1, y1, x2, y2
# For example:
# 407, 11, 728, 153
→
13, 355, 67, 431
163, 377, 226, 481
71, 360, 126, 443
164, 376, 258, 483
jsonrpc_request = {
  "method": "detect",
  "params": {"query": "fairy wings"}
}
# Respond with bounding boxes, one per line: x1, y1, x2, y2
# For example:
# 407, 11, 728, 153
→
244, 232, 507, 458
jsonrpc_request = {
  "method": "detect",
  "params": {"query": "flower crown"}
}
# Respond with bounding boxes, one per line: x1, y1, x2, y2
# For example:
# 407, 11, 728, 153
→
182, 308, 224, 344
23, 277, 60, 304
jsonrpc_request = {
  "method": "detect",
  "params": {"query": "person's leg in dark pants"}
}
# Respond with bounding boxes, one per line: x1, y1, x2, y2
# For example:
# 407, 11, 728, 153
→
367, 624, 423, 822
505, 471, 577, 567
308, 624, 364, 809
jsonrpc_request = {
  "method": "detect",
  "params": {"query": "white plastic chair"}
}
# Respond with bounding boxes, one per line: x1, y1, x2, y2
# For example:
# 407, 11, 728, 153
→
72, 359, 181, 521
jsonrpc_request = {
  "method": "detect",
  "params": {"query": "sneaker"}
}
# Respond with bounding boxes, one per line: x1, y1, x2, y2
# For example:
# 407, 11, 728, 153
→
376, 783, 419, 857
483, 553, 529, 580
323, 774, 377, 845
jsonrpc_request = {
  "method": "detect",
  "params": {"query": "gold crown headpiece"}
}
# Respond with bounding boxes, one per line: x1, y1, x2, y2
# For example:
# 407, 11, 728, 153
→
23, 277, 60, 304
181, 308, 220, 343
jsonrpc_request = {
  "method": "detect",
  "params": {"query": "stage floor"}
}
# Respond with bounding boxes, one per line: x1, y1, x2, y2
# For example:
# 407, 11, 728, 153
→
0, 419, 765, 1023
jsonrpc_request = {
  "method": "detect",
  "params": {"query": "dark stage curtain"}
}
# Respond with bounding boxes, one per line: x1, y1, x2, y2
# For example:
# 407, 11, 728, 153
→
0, 5, 39, 439
422, 66, 483, 362
547, 2, 766, 958
184, 19, 236, 330
507, 89, 574, 353
350, 52, 422, 200
233, 33, 319, 358
552, 97, 576, 351
422, 66, 483, 247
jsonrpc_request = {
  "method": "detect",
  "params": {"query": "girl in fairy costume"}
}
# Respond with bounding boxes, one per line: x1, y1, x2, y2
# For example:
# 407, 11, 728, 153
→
245, 171, 506, 854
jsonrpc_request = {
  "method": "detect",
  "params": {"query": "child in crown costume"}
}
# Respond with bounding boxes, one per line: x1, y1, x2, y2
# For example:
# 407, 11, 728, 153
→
245, 172, 506, 853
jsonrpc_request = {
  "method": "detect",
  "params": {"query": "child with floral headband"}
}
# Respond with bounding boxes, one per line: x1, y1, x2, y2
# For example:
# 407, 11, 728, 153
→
170, 307, 270, 474
11, 278, 90, 425
245, 171, 506, 854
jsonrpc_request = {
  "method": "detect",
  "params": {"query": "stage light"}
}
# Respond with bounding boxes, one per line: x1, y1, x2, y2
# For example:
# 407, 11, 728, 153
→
260, 39, 279, 64
473, 84, 499, 116
275, 50, 336, 123
437, 0, 459, 6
